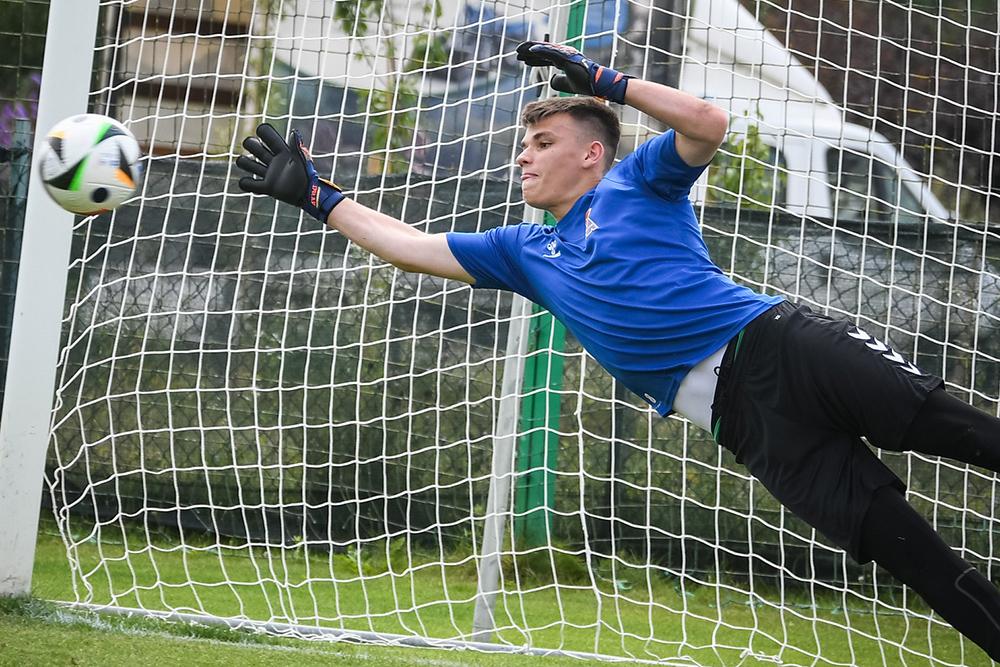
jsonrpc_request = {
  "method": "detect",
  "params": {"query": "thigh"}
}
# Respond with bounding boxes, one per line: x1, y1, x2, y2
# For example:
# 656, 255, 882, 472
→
735, 409, 902, 561
775, 306, 942, 450
902, 387, 1000, 471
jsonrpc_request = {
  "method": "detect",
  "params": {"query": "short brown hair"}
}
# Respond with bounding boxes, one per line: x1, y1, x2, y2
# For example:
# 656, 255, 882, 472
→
520, 97, 621, 171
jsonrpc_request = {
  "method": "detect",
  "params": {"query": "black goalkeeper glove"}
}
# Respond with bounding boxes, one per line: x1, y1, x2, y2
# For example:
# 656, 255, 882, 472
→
235, 123, 344, 223
515, 41, 633, 104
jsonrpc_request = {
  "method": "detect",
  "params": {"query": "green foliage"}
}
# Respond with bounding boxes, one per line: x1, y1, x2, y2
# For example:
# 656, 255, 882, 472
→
706, 117, 785, 211
333, 0, 445, 174
357, 86, 419, 174
333, 0, 376, 36
502, 546, 592, 586
405, 29, 451, 73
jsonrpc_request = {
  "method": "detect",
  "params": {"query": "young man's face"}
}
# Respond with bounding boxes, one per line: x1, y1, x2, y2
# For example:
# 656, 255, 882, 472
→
515, 113, 604, 218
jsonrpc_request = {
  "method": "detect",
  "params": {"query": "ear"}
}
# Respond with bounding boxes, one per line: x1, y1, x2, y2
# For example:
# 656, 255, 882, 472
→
583, 139, 605, 170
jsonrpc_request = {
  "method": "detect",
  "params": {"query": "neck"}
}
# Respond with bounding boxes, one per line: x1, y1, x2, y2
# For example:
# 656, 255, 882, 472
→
549, 177, 601, 220
549, 202, 574, 221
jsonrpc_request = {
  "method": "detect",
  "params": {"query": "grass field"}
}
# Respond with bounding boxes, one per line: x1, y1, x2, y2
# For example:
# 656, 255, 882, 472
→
1, 523, 989, 666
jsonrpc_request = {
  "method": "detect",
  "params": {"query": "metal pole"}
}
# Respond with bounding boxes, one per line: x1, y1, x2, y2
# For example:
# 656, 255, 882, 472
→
471, 293, 532, 641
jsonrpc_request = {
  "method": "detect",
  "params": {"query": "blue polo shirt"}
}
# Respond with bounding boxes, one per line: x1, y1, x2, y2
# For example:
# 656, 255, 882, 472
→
447, 129, 782, 415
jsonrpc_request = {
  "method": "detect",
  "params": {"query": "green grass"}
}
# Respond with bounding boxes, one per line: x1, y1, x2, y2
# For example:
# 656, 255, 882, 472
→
5, 524, 992, 666
0, 596, 593, 667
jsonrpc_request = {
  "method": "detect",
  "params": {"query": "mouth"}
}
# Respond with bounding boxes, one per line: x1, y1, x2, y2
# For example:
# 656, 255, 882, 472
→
521, 173, 538, 183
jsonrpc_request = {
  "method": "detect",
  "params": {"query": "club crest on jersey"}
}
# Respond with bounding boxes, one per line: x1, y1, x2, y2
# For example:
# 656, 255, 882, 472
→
585, 208, 599, 238
543, 239, 561, 259
847, 327, 923, 376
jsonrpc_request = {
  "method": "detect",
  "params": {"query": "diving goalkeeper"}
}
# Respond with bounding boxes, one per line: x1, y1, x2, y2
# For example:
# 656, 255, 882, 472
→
234, 41, 1000, 659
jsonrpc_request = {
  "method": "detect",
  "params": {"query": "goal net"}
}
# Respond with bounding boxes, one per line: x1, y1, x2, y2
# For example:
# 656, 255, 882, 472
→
41, 0, 999, 663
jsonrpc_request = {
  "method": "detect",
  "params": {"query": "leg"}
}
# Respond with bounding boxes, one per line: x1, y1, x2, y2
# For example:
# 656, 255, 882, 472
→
900, 387, 1000, 473
860, 485, 1000, 660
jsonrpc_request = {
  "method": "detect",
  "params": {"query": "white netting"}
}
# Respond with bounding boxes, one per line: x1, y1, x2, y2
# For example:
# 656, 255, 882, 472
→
43, 0, 999, 664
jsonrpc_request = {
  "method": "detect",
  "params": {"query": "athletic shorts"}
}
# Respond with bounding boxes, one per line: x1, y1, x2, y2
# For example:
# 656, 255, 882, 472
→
709, 301, 943, 561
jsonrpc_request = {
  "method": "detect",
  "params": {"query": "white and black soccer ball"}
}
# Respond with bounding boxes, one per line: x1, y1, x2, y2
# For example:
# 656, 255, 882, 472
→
37, 113, 142, 215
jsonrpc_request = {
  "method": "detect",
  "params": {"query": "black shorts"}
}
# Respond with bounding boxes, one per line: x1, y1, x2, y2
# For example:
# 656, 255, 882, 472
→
710, 301, 943, 561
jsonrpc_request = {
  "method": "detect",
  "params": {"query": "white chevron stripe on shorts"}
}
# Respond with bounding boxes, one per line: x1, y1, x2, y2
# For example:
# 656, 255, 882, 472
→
847, 327, 923, 376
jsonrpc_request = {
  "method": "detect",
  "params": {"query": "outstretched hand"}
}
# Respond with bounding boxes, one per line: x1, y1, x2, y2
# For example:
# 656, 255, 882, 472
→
236, 123, 344, 223
515, 41, 632, 104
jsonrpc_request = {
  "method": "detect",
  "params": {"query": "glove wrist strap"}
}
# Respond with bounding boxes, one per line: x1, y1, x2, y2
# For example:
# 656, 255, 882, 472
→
302, 177, 345, 223
590, 64, 632, 104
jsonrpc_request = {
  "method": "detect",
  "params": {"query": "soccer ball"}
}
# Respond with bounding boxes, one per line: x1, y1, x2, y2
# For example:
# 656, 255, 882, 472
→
36, 113, 142, 215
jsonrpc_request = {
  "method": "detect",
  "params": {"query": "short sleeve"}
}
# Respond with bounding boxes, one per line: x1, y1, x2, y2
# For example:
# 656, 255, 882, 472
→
616, 129, 710, 201
446, 225, 537, 297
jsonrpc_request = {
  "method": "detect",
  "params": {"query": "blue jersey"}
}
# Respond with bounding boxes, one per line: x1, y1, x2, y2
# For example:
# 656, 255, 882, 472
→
447, 129, 782, 415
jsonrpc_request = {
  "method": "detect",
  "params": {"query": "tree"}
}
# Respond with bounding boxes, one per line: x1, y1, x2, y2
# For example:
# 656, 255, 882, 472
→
334, 0, 447, 175
707, 113, 786, 211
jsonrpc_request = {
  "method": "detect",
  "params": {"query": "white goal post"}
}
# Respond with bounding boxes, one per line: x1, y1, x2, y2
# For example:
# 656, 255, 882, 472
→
0, 0, 99, 597
4, 0, 1000, 664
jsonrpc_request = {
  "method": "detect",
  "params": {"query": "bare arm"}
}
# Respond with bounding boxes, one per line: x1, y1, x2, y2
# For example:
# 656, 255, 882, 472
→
624, 79, 729, 167
325, 198, 475, 284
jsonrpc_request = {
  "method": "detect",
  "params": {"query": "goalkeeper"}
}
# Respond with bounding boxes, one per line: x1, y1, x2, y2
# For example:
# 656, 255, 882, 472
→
235, 41, 1000, 659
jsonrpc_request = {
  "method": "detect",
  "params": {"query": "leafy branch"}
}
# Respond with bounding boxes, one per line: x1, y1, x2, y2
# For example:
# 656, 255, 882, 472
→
707, 112, 786, 211
334, 0, 448, 175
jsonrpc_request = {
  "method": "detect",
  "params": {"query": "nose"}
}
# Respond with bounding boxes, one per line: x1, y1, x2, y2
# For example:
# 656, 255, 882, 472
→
516, 148, 530, 167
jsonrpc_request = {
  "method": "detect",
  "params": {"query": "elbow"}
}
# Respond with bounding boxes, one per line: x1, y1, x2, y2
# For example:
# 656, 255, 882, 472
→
705, 104, 729, 147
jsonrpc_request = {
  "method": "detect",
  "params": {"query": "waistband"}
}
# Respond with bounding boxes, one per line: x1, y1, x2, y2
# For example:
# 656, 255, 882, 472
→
711, 329, 744, 443
710, 301, 789, 445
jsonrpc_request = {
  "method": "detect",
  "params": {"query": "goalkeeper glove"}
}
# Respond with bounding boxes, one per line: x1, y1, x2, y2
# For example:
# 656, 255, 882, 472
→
515, 41, 633, 104
236, 123, 344, 223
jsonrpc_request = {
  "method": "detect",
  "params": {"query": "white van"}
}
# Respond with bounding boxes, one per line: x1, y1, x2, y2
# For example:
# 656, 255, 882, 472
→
681, 0, 951, 224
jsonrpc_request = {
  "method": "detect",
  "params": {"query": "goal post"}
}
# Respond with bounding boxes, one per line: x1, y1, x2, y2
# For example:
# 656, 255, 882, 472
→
0, 0, 99, 597
5, 0, 1000, 664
